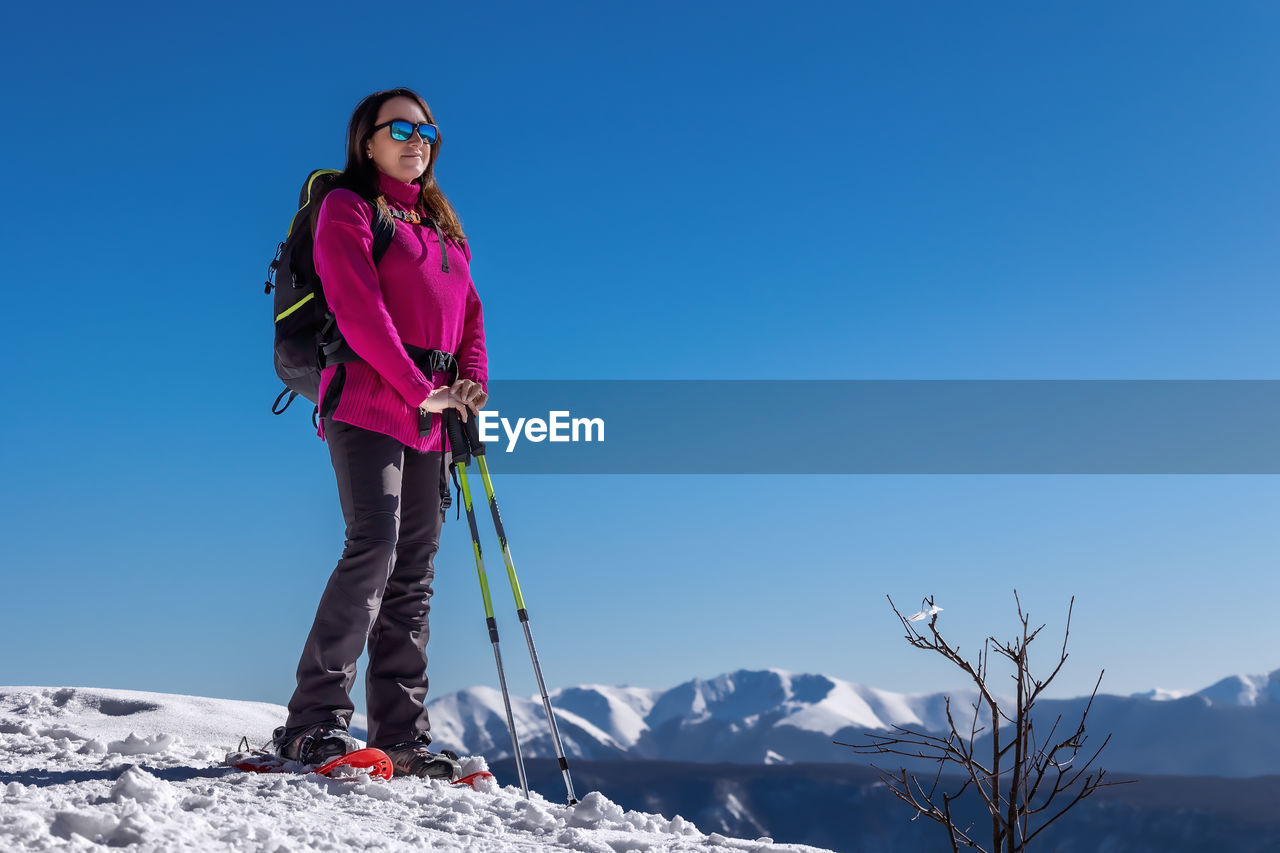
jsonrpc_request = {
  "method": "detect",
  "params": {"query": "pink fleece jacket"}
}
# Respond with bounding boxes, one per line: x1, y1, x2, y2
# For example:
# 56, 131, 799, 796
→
313, 171, 488, 452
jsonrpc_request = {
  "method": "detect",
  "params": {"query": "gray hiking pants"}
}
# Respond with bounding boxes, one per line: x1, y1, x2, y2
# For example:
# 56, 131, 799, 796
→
285, 416, 449, 749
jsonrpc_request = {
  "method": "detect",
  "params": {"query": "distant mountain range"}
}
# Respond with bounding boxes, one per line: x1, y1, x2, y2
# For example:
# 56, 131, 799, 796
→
418, 667, 1280, 777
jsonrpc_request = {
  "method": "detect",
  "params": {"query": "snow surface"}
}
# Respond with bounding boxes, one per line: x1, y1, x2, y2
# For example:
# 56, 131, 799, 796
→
0, 686, 831, 852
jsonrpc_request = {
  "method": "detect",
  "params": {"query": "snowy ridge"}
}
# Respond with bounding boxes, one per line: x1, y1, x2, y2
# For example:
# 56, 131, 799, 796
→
1194, 671, 1280, 706
431, 668, 995, 762
546, 684, 660, 747
777, 678, 915, 735
1130, 688, 1190, 701
0, 686, 826, 852
428, 685, 632, 761
421, 665, 1280, 775
0, 686, 283, 751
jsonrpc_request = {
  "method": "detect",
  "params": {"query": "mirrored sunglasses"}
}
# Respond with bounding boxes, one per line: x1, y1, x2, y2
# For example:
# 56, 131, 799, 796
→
372, 119, 439, 144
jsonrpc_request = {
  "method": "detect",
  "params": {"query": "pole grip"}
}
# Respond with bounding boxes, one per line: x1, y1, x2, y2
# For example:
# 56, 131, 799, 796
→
463, 406, 485, 457
445, 409, 471, 466
445, 407, 487, 463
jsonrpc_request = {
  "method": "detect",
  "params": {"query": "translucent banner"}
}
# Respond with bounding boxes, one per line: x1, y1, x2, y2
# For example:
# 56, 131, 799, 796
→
462, 380, 1280, 474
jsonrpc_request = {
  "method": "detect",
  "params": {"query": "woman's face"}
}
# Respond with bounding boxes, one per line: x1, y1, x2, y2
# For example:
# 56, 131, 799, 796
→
366, 95, 432, 184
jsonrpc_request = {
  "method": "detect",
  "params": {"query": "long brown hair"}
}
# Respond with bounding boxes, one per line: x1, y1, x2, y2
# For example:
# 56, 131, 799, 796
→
333, 87, 467, 244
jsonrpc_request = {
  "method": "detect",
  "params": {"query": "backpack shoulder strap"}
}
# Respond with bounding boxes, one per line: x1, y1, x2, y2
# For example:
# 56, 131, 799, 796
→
300, 170, 342, 240
317, 198, 396, 366
371, 200, 396, 266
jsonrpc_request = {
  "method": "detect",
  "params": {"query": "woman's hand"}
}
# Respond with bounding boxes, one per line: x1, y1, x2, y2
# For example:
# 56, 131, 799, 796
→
451, 379, 488, 415
418, 380, 487, 422
419, 386, 469, 421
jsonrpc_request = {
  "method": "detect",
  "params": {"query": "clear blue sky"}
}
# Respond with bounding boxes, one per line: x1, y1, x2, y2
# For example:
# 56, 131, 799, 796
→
2, 2, 1278, 714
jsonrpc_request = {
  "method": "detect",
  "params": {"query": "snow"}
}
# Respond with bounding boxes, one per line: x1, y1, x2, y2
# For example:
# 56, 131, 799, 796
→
1195, 672, 1280, 706
587, 667, 1002, 744
710, 669, 987, 738
0, 685, 830, 852
1130, 688, 1190, 702
546, 685, 660, 748
776, 678, 891, 735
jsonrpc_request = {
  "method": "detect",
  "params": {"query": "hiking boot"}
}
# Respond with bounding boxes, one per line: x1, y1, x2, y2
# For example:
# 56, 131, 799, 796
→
380, 736, 462, 780
270, 722, 362, 766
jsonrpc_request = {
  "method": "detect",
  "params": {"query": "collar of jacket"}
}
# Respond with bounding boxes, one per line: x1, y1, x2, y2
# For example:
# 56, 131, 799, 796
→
377, 171, 422, 209
374, 170, 452, 274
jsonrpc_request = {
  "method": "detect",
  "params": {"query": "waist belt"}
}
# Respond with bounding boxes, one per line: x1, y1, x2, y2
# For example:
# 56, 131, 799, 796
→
321, 333, 455, 378
319, 322, 456, 377
321, 334, 456, 438
405, 344, 457, 378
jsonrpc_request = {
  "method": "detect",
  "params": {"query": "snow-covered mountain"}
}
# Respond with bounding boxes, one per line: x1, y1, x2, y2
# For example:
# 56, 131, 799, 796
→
425, 666, 1280, 777
1192, 670, 1280, 706
430, 669, 983, 760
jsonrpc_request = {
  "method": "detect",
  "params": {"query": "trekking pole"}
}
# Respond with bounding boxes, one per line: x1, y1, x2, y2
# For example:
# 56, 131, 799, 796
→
444, 409, 529, 800
446, 410, 579, 806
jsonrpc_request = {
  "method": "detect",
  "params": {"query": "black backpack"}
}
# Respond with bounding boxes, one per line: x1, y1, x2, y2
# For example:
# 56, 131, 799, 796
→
264, 169, 395, 422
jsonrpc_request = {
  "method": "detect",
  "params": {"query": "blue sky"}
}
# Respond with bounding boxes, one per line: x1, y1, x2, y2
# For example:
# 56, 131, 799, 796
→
2, 2, 1279, 715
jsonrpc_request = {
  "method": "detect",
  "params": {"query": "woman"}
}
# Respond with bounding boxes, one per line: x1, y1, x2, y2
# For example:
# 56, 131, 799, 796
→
270, 88, 488, 780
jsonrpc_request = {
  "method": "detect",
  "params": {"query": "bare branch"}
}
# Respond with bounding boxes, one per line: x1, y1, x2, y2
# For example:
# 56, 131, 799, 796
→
842, 592, 1118, 852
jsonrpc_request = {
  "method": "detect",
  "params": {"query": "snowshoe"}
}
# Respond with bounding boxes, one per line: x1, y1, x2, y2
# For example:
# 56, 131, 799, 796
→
380, 736, 465, 780
225, 735, 393, 781
376, 738, 496, 789
270, 722, 363, 765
